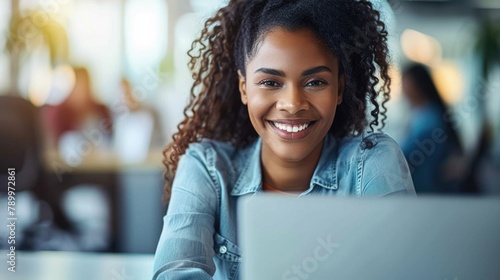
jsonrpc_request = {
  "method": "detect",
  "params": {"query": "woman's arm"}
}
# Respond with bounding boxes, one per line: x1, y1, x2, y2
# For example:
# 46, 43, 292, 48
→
153, 147, 218, 279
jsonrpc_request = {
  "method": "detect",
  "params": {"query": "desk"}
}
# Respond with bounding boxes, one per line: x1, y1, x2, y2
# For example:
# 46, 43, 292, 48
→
43, 148, 165, 173
0, 251, 154, 280
38, 149, 166, 253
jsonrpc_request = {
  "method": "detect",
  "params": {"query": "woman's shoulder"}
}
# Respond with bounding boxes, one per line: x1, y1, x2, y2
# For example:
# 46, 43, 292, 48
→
177, 138, 259, 194
183, 138, 255, 172
337, 131, 402, 155
184, 139, 237, 161
336, 132, 414, 195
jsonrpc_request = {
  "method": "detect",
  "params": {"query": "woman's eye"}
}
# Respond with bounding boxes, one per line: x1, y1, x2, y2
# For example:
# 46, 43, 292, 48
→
258, 80, 281, 87
306, 80, 328, 87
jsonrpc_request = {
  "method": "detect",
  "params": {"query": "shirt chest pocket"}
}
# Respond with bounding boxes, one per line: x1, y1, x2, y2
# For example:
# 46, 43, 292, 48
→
214, 233, 242, 261
214, 233, 242, 279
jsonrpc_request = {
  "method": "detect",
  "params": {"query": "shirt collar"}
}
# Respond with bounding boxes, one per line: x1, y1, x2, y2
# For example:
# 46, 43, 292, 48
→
231, 134, 339, 196
309, 133, 338, 191
231, 137, 263, 196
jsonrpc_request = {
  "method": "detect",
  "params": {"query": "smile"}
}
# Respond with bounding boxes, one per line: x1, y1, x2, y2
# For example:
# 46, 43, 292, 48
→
272, 121, 311, 133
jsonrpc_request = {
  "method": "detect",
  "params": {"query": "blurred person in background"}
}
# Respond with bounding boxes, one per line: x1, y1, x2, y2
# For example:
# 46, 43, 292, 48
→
39, 67, 113, 252
113, 78, 165, 163
400, 63, 463, 193
43, 67, 113, 152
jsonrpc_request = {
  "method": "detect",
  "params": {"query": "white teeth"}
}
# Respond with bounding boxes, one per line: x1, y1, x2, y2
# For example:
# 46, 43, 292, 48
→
272, 122, 310, 133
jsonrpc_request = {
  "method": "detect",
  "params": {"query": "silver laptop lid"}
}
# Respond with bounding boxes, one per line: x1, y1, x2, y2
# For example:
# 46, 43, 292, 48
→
238, 195, 500, 280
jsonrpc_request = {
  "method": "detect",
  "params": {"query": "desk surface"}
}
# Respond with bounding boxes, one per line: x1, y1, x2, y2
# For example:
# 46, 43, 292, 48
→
43, 148, 164, 173
1, 251, 154, 280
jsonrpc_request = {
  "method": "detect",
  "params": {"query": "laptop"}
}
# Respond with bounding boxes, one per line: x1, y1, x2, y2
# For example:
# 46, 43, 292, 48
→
238, 194, 500, 280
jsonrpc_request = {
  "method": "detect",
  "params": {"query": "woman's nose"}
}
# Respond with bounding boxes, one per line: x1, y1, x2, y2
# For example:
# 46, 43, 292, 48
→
276, 85, 309, 114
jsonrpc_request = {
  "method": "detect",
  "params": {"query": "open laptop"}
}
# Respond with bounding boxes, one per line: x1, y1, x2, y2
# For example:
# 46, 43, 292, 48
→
238, 195, 500, 280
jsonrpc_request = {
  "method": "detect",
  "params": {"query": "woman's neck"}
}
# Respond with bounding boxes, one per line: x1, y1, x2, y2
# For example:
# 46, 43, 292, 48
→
260, 140, 324, 193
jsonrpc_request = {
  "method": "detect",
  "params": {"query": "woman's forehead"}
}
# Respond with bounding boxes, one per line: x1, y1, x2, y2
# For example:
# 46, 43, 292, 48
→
246, 27, 339, 74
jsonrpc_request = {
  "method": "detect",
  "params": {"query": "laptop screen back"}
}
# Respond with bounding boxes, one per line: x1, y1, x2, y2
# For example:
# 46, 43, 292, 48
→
238, 195, 500, 280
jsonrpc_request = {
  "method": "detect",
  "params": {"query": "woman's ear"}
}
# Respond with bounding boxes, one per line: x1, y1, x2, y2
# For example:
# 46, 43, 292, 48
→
337, 74, 344, 105
238, 70, 248, 105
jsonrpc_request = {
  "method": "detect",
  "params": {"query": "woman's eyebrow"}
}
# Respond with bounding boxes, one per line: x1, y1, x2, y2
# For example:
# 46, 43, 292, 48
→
301, 66, 332, 76
254, 68, 285, 76
254, 66, 332, 77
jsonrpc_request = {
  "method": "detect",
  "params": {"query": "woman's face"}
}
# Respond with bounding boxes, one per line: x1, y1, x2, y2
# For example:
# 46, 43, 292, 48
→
402, 75, 423, 107
239, 27, 344, 165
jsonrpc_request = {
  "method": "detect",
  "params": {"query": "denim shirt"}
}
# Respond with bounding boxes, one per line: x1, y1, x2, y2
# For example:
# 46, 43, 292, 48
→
153, 132, 415, 280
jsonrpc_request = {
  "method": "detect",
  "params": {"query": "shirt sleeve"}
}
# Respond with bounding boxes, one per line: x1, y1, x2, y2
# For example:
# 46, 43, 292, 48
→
153, 146, 218, 279
361, 135, 416, 196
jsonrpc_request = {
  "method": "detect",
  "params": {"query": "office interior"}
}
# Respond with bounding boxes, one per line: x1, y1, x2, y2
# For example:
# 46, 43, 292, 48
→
0, 0, 499, 279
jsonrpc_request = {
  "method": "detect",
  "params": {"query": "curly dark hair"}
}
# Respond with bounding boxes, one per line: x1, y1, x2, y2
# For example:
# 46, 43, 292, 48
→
162, 0, 391, 202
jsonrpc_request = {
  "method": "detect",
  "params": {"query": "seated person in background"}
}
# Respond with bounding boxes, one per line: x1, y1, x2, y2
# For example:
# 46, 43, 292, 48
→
400, 63, 463, 193
43, 67, 113, 162
41, 67, 113, 251
113, 78, 165, 163
153, 0, 416, 279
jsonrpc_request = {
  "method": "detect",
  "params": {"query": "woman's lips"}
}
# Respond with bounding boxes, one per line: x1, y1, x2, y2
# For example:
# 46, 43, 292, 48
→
268, 120, 316, 140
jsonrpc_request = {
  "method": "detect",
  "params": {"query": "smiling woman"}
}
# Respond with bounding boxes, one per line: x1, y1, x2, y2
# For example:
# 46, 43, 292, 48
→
239, 28, 343, 192
154, 0, 416, 279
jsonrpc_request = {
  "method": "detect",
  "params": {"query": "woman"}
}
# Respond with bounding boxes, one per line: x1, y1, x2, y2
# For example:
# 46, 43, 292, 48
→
43, 67, 113, 146
401, 63, 463, 193
154, 0, 415, 279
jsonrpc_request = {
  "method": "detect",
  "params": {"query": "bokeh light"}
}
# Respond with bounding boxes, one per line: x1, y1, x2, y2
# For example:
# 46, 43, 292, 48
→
401, 29, 442, 67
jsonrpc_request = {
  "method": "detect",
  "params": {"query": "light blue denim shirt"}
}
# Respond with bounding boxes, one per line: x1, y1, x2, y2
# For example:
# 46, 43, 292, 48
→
153, 132, 415, 280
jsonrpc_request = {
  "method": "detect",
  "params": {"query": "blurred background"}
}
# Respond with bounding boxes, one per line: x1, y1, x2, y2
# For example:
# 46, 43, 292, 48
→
0, 0, 498, 277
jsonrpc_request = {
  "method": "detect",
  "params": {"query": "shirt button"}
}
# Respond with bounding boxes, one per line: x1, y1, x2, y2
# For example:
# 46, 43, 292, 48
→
219, 245, 227, 254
